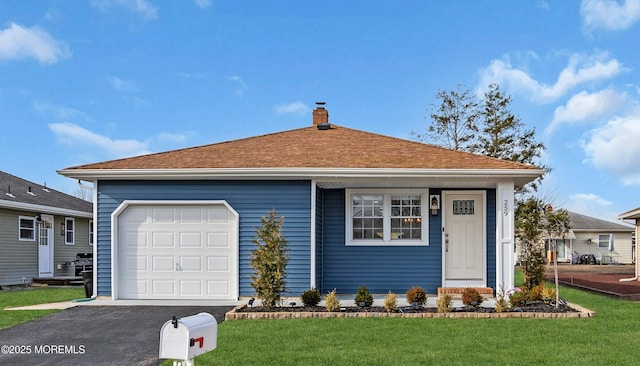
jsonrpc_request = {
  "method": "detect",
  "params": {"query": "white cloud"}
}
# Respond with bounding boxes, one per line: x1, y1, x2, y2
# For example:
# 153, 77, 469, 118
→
91, 0, 158, 20
274, 101, 310, 115
478, 52, 624, 103
582, 112, 640, 185
581, 0, 640, 31
155, 132, 192, 144
106, 76, 140, 92
225, 75, 247, 98
49, 122, 151, 158
0, 23, 70, 64
194, 0, 212, 9
33, 101, 93, 123
564, 193, 621, 221
546, 89, 626, 135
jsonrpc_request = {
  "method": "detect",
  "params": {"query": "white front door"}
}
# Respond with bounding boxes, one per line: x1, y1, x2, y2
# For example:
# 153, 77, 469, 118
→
38, 215, 54, 277
443, 192, 485, 287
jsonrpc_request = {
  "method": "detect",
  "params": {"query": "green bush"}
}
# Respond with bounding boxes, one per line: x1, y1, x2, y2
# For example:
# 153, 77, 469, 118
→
508, 287, 527, 308
383, 291, 398, 313
249, 210, 289, 308
461, 287, 483, 307
436, 294, 452, 313
354, 285, 373, 307
324, 289, 341, 312
301, 288, 321, 306
405, 286, 427, 306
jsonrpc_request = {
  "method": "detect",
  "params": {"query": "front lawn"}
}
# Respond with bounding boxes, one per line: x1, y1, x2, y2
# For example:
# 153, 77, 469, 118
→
0, 287, 84, 329
165, 274, 640, 365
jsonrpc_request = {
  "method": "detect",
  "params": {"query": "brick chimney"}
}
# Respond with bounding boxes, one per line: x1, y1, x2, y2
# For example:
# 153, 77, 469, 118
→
312, 102, 329, 126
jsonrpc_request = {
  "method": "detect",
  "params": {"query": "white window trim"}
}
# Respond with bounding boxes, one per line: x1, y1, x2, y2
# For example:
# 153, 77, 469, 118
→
598, 233, 610, 249
346, 189, 429, 246
89, 220, 94, 245
18, 216, 36, 241
65, 217, 75, 245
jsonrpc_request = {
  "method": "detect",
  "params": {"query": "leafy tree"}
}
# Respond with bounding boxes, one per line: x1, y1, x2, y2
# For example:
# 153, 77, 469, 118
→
412, 84, 479, 151
515, 197, 546, 289
250, 210, 289, 308
471, 83, 547, 192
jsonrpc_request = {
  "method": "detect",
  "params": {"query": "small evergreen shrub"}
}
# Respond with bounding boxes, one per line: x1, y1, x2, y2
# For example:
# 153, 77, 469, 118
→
354, 285, 373, 307
301, 288, 321, 307
461, 287, 483, 307
541, 286, 556, 302
324, 289, 341, 312
406, 286, 427, 306
436, 293, 452, 313
528, 283, 545, 301
383, 291, 398, 313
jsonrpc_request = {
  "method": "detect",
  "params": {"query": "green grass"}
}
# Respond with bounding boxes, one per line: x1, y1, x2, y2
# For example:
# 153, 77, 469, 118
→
161, 270, 640, 365
0, 287, 84, 329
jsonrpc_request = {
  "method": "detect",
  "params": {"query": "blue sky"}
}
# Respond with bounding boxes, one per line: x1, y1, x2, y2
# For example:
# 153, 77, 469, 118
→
1, 0, 639, 223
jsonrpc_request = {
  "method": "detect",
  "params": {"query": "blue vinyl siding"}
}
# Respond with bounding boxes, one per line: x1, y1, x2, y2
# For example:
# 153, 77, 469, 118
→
95, 180, 312, 297
486, 189, 496, 290
319, 189, 443, 294
319, 188, 497, 294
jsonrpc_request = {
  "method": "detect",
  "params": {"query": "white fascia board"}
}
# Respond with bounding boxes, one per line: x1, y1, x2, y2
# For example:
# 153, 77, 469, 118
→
58, 167, 546, 181
619, 207, 640, 220
0, 200, 92, 218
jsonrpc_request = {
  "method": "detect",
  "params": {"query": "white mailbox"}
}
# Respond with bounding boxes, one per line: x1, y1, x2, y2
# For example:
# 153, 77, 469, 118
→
159, 312, 217, 363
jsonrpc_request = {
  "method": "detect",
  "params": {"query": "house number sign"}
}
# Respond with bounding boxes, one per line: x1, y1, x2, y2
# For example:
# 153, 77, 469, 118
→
503, 200, 510, 216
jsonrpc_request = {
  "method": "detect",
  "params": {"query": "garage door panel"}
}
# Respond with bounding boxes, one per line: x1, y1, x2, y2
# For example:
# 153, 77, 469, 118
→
151, 208, 175, 223
207, 256, 230, 272
179, 256, 202, 271
207, 281, 230, 296
152, 256, 174, 271
118, 203, 237, 300
125, 232, 148, 248
179, 232, 203, 248
152, 280, 175, 295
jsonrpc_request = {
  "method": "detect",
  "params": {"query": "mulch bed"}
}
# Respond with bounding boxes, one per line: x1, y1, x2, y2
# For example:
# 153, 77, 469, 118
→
546, 272, 640, 300
236, 302, 577, 314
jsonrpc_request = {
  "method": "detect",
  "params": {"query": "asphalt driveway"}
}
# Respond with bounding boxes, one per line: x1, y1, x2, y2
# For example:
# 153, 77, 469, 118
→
0, 305, 232, 366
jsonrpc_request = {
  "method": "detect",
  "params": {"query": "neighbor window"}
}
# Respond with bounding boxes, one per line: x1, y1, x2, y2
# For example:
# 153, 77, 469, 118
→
598, 234, 610, 249
347, 190, 427, 245
89, 220, 94, 245
19, 216, 36, 241
65, 217, 75, 245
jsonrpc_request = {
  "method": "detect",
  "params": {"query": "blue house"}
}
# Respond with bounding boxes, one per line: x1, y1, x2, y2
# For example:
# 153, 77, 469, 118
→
58, 103, 543, 301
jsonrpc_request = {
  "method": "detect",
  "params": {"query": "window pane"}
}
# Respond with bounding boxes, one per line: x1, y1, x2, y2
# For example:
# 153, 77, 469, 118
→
390, 195, 422, 240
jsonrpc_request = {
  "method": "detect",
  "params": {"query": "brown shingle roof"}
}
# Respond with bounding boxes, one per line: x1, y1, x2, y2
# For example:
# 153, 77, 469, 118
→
64, 125, 539, 171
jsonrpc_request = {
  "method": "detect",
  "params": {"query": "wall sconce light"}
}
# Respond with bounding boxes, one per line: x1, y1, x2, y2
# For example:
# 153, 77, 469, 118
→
60, 221, 65, 236
430, 195, 440, 216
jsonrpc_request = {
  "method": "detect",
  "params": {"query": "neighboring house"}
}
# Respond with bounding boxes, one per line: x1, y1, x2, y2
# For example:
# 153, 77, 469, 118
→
0, 171, 93, 286
541, 211, 634, 265
618, 207, 640, 280
58, 103, 544, 301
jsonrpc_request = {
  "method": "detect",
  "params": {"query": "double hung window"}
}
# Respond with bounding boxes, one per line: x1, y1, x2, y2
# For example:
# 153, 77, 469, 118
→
347, 190, 427, 246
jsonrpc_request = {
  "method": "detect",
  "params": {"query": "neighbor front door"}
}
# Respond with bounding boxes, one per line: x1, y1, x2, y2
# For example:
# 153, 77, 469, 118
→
38, 215, 54, 277
443, 192, 485, 287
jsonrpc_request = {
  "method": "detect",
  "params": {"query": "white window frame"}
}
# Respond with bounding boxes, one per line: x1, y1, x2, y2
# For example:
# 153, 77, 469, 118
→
598, 233, 610, 249
65, 217, 75, 245
18, 216, 36, 241
89, 220, 94, 245
346, 189, 428, 246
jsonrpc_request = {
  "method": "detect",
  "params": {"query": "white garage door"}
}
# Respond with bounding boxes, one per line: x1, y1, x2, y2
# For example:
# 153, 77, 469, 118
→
116, 202, 238, 300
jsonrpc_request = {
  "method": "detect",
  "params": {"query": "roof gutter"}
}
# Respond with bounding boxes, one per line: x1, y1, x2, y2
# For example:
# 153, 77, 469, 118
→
0, 200, 92, 218
58, 167, 546, 181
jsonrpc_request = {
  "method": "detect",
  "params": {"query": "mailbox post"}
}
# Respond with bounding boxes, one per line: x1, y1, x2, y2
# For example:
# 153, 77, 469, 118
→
159, 312, 217, 366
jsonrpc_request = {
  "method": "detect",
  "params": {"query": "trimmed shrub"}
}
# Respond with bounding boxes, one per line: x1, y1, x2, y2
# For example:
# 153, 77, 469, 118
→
436, 294, 452, 313
406, 286, 427, 306
383, 291, 398, 313
508, 287, 528, 308
354, 285, 373, 307
301, 288, 321, 307
324, 289, 341, 312
461, 287, 483, 307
